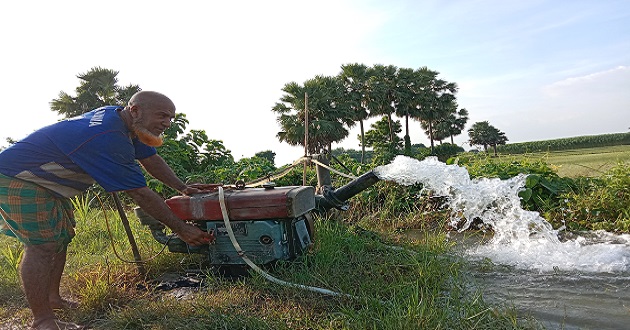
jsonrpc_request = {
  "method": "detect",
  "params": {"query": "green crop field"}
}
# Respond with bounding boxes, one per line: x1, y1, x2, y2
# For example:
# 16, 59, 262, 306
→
502, 145, 630, 177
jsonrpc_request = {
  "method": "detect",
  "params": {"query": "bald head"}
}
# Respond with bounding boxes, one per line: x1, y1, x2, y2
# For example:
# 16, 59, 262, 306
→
128, 91, 175, 112
125, 91, 176, 147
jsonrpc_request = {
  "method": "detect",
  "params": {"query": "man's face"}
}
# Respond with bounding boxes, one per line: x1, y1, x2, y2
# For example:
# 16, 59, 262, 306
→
132, 105, 175, 147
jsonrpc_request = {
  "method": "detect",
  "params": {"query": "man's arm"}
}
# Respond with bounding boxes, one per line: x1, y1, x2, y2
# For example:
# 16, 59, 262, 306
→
138, 154, 188, 193
125, 186, 213, 246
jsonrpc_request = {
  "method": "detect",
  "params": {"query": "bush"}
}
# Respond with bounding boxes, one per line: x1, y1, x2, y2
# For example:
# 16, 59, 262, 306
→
556, 162, 630, 232
432, 143, 464, 162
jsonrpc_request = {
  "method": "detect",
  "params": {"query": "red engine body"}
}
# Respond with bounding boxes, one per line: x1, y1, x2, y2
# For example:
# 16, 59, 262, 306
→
165, 185, 316, 221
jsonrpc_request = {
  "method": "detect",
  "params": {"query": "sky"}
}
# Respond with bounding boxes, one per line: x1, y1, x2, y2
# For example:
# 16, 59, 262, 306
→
1, 0, 629, 166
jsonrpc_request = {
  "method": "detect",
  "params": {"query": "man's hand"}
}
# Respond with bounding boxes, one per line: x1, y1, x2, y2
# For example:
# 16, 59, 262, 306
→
176, 224, 215, 246
179, 186, 205, 196
180, 183, 222, 195
126, 187, 216, 247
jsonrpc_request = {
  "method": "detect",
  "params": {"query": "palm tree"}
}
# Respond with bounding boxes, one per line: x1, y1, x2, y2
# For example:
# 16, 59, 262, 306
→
394, 67, 436, 153
392, 67, 416, 153
428, 106, 469, 145
448, 107, 469, 144
340, 63, 371, 163
468, 121, 508, 155
272, 75, 354, 154
50, 67, 140, 118
365, 64, 398, 143
415, 72, 458, 153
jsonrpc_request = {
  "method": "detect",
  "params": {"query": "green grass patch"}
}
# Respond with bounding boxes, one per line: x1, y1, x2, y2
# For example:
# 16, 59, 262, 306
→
500, 145, 630, 177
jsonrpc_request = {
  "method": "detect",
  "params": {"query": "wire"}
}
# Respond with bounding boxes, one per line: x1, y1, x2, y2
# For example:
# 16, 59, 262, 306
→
96, 193, 171, 264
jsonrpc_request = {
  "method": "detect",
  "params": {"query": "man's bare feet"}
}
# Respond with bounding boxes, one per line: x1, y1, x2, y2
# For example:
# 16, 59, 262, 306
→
50, 298, 79, 310
31, 317, 86, 329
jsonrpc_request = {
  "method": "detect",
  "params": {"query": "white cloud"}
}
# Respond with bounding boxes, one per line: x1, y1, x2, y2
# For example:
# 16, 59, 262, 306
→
544, 66, 630, 95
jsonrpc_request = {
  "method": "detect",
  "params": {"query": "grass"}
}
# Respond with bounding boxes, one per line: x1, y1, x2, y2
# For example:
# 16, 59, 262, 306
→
500, 145, 630, 177
0, 202, 540, 329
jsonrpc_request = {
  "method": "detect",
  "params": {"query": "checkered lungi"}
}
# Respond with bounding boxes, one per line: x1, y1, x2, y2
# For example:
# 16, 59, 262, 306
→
0, 173, 75, 246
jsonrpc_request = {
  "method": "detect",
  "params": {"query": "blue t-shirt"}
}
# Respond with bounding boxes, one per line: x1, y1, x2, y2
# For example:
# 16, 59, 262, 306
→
0, 106, 157, 197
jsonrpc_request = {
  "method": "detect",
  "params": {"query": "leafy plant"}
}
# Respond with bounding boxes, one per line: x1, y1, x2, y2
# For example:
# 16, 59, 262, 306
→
557, 162, 630, 232
362, 116, 404, 165
431, 143, 464, 162
0, 244, 22, 281
71, 193, 94, 222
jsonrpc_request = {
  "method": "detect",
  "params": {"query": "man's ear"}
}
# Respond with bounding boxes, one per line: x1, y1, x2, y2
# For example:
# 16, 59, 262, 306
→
129, 105, 140, 118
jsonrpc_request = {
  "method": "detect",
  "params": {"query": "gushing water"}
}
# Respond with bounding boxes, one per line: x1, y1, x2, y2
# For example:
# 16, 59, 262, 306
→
374, 155, 630, 273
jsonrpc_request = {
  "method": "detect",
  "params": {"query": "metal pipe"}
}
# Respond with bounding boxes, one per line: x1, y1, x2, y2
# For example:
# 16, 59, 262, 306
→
330, 170, 379, 202
316, 171, 380, 211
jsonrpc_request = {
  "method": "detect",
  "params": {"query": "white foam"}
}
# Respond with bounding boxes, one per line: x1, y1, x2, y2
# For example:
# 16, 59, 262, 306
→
375, 155, 630, 273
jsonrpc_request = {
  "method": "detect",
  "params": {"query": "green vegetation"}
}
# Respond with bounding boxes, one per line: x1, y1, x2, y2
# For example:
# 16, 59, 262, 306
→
3, 144, 629, 328
503, 145, 630, 177
497, 132, 630, 154
329, 144, 629, 234
50, 67, 141, 118
467, 121, 508, 155
555, 162, 630, 232
272, 63, 468, 158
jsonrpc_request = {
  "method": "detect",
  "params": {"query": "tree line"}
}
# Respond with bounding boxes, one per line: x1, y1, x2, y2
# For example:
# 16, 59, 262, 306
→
272, 63, 511, 162
39, 66, 507, 171
272, 63, 474, 163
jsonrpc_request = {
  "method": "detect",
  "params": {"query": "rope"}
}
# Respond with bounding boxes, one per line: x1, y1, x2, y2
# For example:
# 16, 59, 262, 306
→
218, 186, 360, 299
243, 155, 358, 187
310, 158, 357, 180
244, 161, 303, 187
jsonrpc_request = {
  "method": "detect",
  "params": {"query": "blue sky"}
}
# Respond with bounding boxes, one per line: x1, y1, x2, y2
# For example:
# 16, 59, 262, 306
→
1, 0, 628, 166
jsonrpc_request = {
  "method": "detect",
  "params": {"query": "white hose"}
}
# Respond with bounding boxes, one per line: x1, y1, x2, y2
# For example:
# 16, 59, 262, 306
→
218, 186, 358, 299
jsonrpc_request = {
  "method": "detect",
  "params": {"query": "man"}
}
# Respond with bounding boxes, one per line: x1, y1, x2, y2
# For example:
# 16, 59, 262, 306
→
0, 91, 214, 330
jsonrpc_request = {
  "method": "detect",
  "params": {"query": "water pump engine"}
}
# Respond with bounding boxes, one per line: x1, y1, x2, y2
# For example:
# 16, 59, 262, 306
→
136, 167, 380, 267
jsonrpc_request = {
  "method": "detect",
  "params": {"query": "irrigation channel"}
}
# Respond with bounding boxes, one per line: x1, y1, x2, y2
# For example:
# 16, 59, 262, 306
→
375, 156, 630, 330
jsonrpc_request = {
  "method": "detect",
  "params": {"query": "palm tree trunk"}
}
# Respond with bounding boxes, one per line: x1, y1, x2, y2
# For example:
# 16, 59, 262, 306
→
405, 112, 410, 139
359, 120, 365, 164
404, 113, 411, 152
428, 119, 435, 153
387, 113, 394, 143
